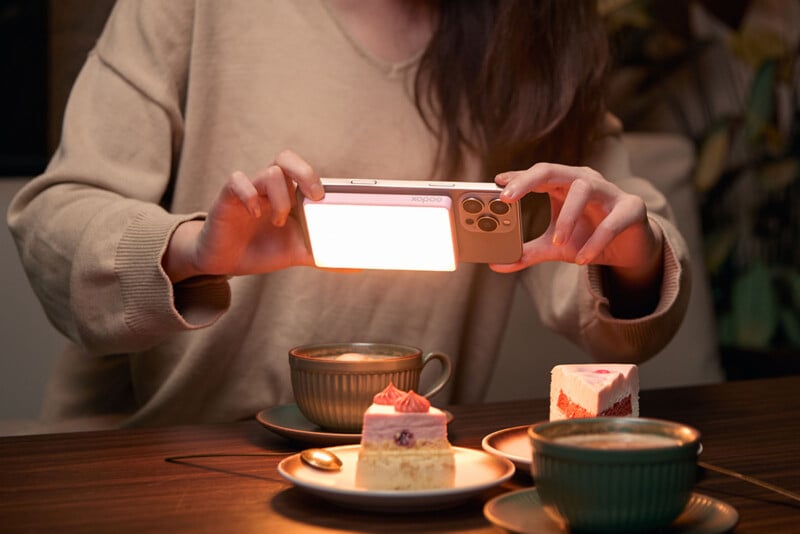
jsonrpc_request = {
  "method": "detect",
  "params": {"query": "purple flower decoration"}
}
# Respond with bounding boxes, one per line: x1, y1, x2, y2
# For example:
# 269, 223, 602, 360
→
394, 430, 415, 447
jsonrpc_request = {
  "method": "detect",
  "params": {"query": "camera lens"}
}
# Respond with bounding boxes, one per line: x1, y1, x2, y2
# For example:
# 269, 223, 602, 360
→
477, 215, 498, 232
489, 199, 510, 215
462, 197, 483, 214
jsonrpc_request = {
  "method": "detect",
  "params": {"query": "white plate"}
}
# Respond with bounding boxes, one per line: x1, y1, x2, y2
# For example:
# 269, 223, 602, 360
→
481, 424, 532, 472
257, 404, 454, 446
484, 488, 738, 534
278, 444, 515, 512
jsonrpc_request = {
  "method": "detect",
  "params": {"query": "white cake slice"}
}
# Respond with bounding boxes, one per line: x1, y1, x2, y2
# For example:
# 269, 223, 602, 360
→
549, 364, 639, 421
355, 384, 454, 490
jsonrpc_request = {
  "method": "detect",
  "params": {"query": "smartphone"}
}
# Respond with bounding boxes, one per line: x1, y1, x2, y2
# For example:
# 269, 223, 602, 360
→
296, 177, 523, 271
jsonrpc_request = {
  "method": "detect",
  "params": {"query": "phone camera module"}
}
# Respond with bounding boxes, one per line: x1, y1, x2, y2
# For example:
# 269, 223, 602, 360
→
476, 215, 498, 232
462, 197, 483, 214
489, 199, 510, 215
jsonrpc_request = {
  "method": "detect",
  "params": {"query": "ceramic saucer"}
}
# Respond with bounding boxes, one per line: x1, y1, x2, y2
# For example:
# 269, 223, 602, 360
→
256, 404, 360, 445
484, 488, 738, 534
279, 444, 514, 512
481, 424, 532, 472
257, 403, 454, 446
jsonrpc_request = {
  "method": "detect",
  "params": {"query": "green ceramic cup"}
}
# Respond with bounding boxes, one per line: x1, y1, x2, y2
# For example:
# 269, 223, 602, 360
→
289, 342, 452, 432
529, 417, 701, 533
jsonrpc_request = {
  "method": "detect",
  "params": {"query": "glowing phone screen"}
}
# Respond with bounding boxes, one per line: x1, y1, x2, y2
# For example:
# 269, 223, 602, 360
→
302, 192, 457, 271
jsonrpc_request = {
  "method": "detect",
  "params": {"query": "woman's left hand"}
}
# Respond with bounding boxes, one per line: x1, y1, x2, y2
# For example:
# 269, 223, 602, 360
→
490, 162, 663, 292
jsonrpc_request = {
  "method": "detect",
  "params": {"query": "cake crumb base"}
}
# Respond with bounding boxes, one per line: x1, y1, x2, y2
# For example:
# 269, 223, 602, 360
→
356, 449, 455, 490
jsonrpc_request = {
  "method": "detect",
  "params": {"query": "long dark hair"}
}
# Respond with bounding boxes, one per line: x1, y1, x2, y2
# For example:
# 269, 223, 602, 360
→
415, 0, 610, 178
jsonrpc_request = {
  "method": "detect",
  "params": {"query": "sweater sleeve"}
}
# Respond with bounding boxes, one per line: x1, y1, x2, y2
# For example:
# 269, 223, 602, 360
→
520, 120, 692, 363
6, 0, 230, 356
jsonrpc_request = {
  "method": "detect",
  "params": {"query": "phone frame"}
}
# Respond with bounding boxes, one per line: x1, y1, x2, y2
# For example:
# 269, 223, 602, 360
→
297, 177, 523, 268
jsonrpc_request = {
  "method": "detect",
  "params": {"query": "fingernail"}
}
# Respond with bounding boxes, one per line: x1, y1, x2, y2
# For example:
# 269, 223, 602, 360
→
311, 183, 325, 200
552, 232, 563, 246
575, 255, 587, 265
249, 199, 262, 218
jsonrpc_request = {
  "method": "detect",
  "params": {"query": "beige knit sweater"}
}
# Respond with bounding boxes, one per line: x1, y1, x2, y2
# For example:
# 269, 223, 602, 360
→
7, 0, 690, 430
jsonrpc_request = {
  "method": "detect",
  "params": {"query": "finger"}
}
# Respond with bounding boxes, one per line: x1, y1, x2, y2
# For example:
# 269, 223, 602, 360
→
575, 195, 645, 265
273, 149, 323, 200
532, 164, 603, 190
496, 169, 534, 202
495, 171, 530, 204
488, 260, 526, 273
498, 163, 581, 202
552, 179, 592, 246
252, 165, 294, 226
494, 170, 523, 188
489, 231, 565, 273
227, 171, 261, 218
316, 267, 364, 274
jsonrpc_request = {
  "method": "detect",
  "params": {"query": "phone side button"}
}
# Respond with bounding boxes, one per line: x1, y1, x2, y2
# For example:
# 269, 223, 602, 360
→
349, 179, 378, 185
429, 182, 455, 187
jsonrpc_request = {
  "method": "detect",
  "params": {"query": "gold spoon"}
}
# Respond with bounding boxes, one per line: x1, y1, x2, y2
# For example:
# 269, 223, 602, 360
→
300, 448, 343, 471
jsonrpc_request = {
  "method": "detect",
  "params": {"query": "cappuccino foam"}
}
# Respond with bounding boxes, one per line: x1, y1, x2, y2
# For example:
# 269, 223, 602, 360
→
555, 432, 683, 450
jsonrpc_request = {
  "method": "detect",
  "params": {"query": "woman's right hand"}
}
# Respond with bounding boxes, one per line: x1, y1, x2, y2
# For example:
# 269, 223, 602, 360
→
162, 150, 325, 283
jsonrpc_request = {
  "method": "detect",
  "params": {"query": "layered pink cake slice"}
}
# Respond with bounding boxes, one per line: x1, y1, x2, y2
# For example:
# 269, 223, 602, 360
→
549, 364, 639, 420
356, 384, 455, 490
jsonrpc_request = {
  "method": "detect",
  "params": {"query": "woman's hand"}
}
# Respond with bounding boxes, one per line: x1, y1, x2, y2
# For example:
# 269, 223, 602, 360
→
491, 163, 664, 313
162, 150, 324, 283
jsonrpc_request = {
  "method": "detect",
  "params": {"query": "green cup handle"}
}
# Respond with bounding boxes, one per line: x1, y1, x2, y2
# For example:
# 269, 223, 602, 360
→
420, 351, 453, 399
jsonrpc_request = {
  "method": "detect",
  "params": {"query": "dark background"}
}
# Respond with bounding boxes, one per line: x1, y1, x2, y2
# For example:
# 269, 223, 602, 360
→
0, 0, 48, 176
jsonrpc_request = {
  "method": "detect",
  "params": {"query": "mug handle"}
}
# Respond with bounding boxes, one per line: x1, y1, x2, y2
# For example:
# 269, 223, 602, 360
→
420, 351, 453, 399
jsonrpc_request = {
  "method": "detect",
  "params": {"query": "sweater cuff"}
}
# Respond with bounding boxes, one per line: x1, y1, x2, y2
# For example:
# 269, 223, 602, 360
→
586, 215, 684, 322
115, 207, 230, 333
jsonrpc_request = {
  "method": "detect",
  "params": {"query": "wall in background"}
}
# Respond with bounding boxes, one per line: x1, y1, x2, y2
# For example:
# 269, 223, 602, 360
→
1, 179, 64, 422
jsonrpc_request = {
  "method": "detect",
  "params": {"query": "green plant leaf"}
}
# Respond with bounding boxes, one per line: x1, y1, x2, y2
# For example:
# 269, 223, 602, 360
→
745, 60, 777, 143
729, 27, 789, 69
693, 121, 731, 194
759, 158, 799, 192
703, 228, 737, 275
786, 271, 800, 309
780, 310, 800, 348
717, 312, 737, 347
732, 262, 778, 348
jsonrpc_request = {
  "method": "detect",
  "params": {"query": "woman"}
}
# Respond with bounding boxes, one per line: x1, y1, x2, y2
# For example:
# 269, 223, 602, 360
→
8, 0, 689, 430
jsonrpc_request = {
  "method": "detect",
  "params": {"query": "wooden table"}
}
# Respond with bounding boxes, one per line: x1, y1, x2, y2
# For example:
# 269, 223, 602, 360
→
1, 376, 799, 533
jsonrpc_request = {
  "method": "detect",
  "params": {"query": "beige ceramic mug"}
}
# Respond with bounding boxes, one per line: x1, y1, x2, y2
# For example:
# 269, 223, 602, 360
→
289, 342, 452, 432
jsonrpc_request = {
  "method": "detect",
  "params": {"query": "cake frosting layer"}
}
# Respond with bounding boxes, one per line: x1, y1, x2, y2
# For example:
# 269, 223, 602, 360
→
550, 364, 639, 420
361, 404, 448, 444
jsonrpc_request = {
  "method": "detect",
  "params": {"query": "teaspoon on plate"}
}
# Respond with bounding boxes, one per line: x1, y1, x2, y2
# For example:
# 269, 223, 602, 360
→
300, 448, 343, 471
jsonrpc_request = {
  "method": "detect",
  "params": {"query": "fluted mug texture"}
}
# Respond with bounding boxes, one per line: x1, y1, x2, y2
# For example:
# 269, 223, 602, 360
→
529, 417, 701, 533
289, 342, 452, 432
